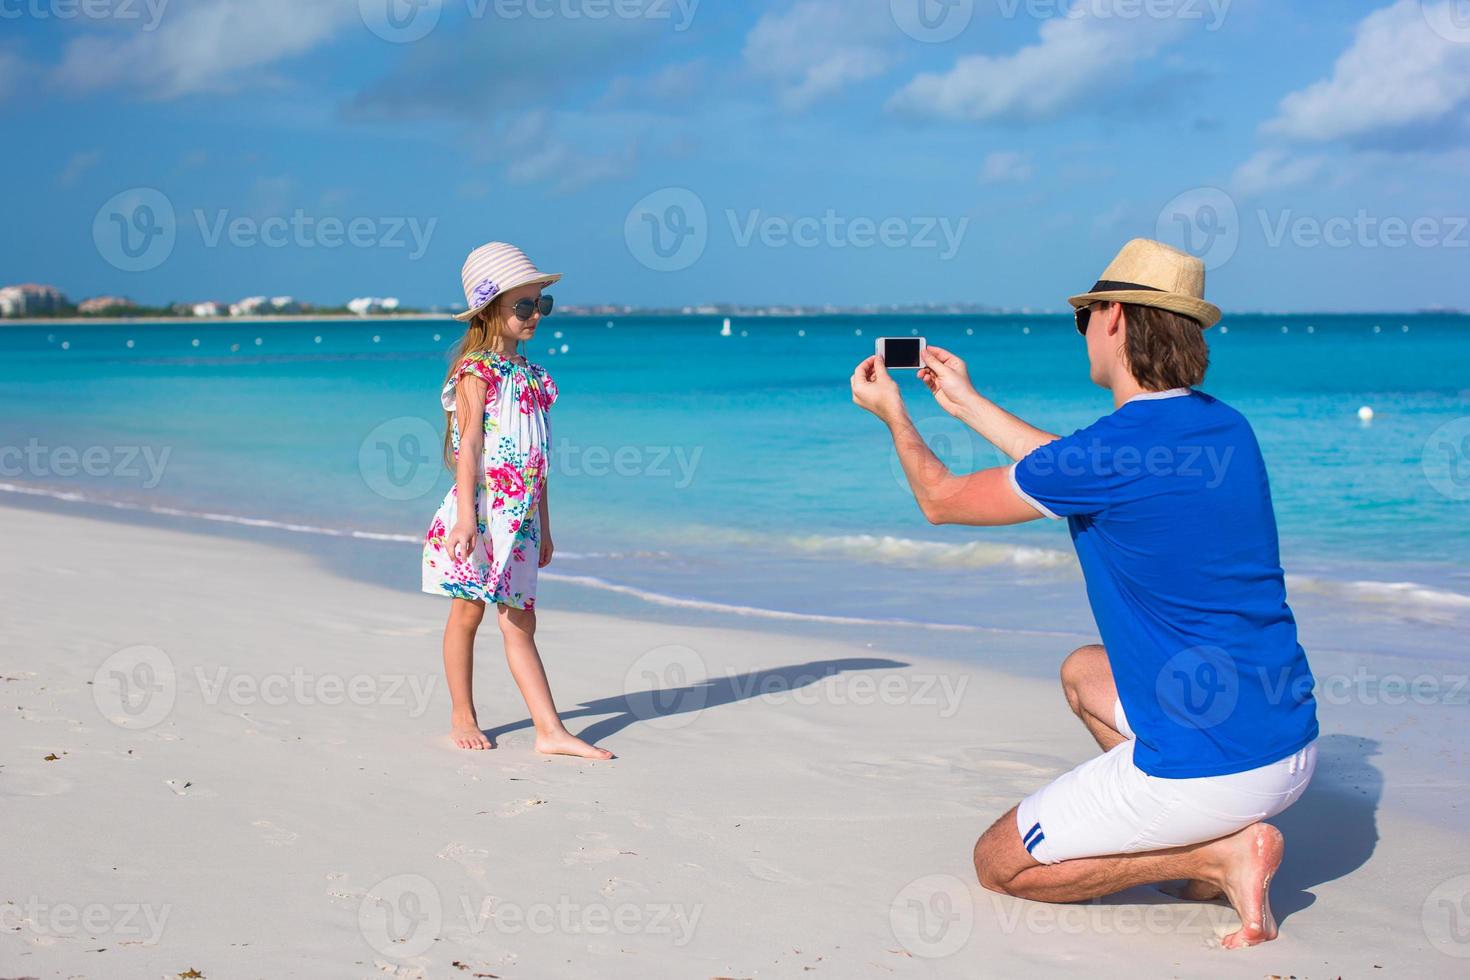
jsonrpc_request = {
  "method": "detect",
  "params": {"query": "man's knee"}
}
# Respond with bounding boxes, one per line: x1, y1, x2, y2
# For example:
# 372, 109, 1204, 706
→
1060, 644, 1106, 715
973, 807, 1033, 896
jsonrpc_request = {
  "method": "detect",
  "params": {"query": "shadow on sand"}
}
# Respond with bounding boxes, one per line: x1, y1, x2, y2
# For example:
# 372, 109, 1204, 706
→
483, 656, 909, 746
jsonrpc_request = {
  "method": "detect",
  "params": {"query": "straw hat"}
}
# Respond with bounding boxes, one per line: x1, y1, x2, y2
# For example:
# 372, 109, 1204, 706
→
453, 242, 562, 322
1067, 238, 1221, 329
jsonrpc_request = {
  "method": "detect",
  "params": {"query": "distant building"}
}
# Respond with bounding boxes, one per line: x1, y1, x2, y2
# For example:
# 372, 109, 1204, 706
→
0, 283, 67, 317
230, 296, 269, 316
347, 296, 401, 316
270, 296, 307, 314
191, 301, 225, 317
78, 296, 137, 314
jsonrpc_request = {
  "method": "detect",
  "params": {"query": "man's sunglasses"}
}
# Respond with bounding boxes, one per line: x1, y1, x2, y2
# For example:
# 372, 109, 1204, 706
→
507, 295, 554, 320
1074, 302, 1100, 336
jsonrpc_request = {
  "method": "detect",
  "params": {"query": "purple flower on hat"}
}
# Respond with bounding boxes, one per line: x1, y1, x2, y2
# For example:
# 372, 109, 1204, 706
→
470, 277, 500, 308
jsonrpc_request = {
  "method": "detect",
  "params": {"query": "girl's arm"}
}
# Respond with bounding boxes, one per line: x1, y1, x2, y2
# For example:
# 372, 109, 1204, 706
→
446, 375, 488, 560
538, 476, 553, 567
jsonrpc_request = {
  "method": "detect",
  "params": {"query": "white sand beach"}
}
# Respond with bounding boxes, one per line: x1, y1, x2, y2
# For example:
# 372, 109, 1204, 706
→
2, 503, 1467, 978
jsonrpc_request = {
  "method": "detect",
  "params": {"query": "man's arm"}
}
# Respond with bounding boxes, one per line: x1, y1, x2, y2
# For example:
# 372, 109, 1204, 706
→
919, 346, 1058, 461
887, 411, 1045, 526
851, 355, 1044, 526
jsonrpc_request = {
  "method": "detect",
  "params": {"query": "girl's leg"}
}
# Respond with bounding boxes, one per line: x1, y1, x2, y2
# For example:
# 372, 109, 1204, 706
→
444, 598, 492, 749
497, 604, 613, 760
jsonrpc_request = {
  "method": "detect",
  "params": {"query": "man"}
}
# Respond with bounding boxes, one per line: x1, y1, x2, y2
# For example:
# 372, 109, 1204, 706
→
850, 239, 1318, 948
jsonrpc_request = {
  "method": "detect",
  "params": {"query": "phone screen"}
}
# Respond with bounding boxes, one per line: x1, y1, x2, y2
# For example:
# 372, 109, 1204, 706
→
883, 338, 922, 368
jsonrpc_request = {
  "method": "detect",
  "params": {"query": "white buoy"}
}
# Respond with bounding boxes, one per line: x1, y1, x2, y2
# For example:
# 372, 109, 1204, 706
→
431, 333, 439, 342
60, 340, 70, 350
560, 343, 569, 353
254, 337, 263, 346
1401, 324, 1410, 333
231, 343, 240, 352
1023, 326, 1031, 335
126, 339, 135, 348
910, 328, 919, 336
721, 317, 732, 337
191, 338, 200, 347
797, 329, 805, 337
966, 327, 974, 336
1219, 326, 1228, 334
1281, 325, 1289, 333
606, 320, 614, 328
372, 335, 380, 343
1357, 406, 1374, 422
1373, 324, 1382, 334
855, 328, 863, 337
1307, 325, 1315, 334
554, 330, 563, 339
740, 330, 748, 337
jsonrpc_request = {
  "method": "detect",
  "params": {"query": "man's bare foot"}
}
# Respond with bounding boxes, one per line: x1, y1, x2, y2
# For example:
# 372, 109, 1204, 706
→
450, 712, 493, 750
535, 730, 613, 760
1202, 822, 1285, 948
1164, 879, 1225, 901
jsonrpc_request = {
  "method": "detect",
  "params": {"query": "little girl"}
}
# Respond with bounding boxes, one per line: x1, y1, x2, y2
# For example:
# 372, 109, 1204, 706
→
422, 242, 612, 759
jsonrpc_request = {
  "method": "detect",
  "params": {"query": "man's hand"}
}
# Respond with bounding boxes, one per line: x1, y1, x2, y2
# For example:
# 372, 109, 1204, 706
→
917, 345, 979, 419
851, 355, 906, 423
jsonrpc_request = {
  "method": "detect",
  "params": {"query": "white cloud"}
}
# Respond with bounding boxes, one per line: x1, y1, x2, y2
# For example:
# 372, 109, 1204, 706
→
743, 0, 897, 111
500, 112, 636, 194
886, 9, 1190, 123
1263, 0, 1470, 146
1229, 149, 1326, 197
52, 0, 353, 98
56, 150, 102, 188
978, 150, 1034, 184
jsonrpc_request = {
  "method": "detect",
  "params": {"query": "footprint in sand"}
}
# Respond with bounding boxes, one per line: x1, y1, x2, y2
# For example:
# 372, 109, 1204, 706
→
164, 778, 193, 796
497, 797, 548, 818
599, 876, 649, 898
252, 820, 299, 846
562, 846, 622, 867
438, 841, 492, 879
743, 858, 806, 885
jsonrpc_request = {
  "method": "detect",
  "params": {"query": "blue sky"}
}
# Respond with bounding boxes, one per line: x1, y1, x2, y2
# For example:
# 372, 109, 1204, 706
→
3, 0, 1469, 312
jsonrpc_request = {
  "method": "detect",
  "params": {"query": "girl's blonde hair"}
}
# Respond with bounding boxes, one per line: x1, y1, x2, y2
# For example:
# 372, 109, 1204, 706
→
442, 302, 509, 469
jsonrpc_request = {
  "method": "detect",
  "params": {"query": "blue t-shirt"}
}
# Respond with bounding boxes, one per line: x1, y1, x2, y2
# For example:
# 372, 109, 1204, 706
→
1011, 389, 1318, 778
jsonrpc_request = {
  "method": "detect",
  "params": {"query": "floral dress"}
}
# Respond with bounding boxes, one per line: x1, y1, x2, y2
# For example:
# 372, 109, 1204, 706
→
422, 351, 558, 608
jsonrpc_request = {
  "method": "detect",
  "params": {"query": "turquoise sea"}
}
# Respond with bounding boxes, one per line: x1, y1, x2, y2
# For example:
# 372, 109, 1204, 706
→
2, 314, 1468, 664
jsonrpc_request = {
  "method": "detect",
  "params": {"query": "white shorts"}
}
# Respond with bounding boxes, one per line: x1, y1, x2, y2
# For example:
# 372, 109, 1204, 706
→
1015, 699, 1316, 864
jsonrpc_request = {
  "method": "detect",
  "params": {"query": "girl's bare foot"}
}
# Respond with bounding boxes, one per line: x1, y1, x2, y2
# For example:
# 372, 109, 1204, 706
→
451, 712, 493, 750
1200, 822, 1285, 948
534, 730, 613, 760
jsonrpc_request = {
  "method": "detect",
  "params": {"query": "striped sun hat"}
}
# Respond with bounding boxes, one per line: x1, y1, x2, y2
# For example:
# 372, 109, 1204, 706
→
453, 242, 562, 322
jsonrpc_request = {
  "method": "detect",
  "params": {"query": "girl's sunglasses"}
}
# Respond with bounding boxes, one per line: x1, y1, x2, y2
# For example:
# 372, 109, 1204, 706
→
508, 295, 554, 320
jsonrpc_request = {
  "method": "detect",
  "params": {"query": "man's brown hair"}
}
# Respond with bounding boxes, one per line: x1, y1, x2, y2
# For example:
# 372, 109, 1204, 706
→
1120, 302, 1210, 390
